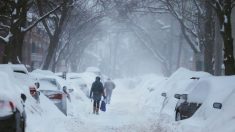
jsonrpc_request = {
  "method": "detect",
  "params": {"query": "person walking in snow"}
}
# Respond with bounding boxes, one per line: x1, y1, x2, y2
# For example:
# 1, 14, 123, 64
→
90, 76, 106, 115
104, 78, 115, 104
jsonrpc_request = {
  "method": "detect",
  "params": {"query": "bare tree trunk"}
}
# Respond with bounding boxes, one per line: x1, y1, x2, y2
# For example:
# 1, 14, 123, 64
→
204, 1, 215, 74
214, 0, 235, 75
222, 0, 235, 75
2, 0, 27, 63
3, 25, 25, 64
214, 17, 223, 75
41, 2, 69, 70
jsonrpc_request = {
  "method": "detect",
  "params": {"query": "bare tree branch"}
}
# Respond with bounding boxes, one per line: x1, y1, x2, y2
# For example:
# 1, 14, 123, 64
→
0, 32, 12, 44
36, 0, 54, 38
0, 15, 11, 20
0, 23, 11, 29
22, 4, 62, 32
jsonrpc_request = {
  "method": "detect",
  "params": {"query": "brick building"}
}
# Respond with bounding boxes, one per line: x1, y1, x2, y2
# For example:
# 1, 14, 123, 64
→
22, 23, 49, 71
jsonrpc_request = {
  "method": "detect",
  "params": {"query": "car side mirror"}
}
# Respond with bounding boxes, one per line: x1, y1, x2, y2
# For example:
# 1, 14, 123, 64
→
213, 102, 222, 109
21, 93, 27, 102
161, 92, 167, 97
174, 94, 181, 99
68, 89, 74, 93
35, 82, 40, 88
63, 86, 67, 93
190, 77, 200, 80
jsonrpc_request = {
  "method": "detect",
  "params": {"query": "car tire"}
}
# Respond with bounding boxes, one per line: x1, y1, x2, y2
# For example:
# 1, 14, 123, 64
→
14, 110, 26, 132
175, 111, 182, 121
15, 111, 22, 132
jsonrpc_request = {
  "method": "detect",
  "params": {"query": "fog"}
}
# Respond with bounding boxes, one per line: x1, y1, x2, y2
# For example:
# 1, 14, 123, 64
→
73, 14, 193, 78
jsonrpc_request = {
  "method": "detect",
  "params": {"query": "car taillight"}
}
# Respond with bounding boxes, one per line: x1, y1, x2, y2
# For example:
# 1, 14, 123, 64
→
9, 101, 15, 111
29, 86, 37, 95
0, 100, 15, 112
48, 94, 63, 100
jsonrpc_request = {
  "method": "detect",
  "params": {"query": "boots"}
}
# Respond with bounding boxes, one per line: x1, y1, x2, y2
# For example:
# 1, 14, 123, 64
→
96, 108, 99, 115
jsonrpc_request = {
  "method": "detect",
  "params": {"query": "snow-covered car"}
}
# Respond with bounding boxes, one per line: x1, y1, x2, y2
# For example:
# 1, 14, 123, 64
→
0, 64, 40, 103
173, 77, 202, 121
31, 69, 73, 116
176, 76, 235, 132
38, 77, 68, 115
0, 71, 27, 132
66, 73, 89, 97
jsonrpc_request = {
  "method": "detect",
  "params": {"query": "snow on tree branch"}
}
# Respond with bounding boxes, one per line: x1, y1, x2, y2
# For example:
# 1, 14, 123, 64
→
0, 22, 11, 29
162, 0, 200, 53
21, 4, 62, 33
0, 32, 13, 44
0, 15, 11, 20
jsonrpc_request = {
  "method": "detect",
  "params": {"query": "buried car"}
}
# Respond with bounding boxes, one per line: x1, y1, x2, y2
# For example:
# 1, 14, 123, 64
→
0, 64, 40, 103
37, 76, 72, 115
174, 76, 235, 123
172, 77, 202, 121
66, 73, 89, 97
38, 77, 67, 115
175, 76, 235, 132
0, 71, 27, 132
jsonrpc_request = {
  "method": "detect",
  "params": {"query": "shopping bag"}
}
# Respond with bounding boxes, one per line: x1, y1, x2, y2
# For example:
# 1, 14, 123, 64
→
100, 100, 106, 112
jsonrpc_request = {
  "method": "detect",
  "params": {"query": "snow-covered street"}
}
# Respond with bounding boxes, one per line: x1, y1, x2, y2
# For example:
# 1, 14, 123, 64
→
28, 77, 163, 132
22, 68, 235, 132
1, 65, 235, 132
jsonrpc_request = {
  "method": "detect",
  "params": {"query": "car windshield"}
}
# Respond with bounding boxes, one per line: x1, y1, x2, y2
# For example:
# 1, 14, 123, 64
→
13, 70, 27, 74
39, 78, 60, 91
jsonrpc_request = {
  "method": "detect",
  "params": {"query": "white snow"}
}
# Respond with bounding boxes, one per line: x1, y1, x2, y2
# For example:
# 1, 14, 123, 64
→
224, 15, 228, 24
161, 25, 171, 30
13, 9, 16, 15
1, 66, 235, 132
0, 31, 13, 43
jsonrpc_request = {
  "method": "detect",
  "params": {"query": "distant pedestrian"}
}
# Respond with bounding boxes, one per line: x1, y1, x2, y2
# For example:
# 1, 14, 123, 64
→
104, 78, 115, 104
90, 76, 106, 115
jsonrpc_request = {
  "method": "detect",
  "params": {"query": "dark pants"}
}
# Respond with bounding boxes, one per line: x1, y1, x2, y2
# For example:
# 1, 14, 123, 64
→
93, 100, 100, 109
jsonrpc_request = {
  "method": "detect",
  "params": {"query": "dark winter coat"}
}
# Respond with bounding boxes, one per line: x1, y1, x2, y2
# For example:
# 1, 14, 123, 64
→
90, 79, 104, 101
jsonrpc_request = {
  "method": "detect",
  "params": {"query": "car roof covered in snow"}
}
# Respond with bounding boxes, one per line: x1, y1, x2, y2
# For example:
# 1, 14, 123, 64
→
187, 76, 235, 103
0, 71, 24, 113
0, 64, 28, 74
85, 67, 101, 73
66, 73, 83, 79
30, 70, 69, 90
31, 69, 54, 76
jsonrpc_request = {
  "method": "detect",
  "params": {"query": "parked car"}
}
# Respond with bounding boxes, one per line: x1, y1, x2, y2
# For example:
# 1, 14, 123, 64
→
0, 71, 27, 132
37, 76, 70, 115
176, 76, 235, 132
0, 64, 40, 103
172, 77, 202, 121
66, 73, 89, 97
